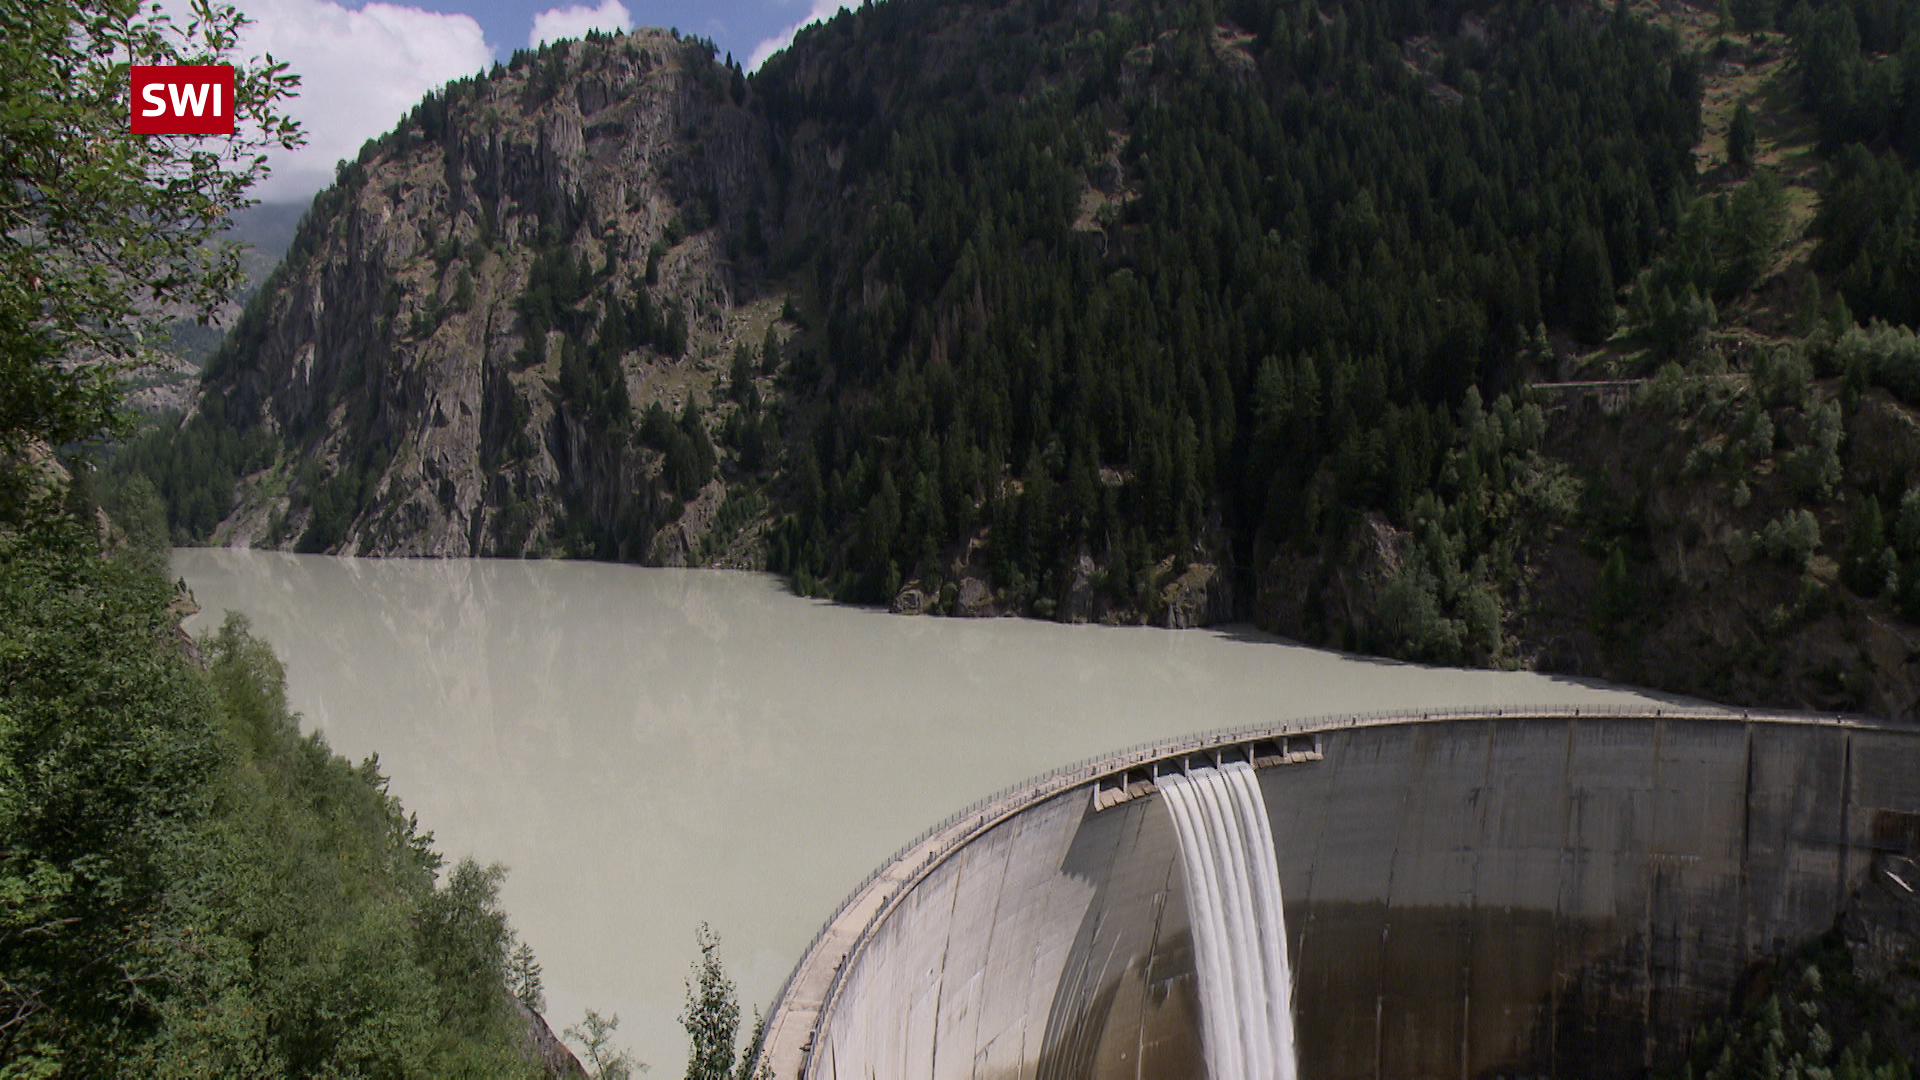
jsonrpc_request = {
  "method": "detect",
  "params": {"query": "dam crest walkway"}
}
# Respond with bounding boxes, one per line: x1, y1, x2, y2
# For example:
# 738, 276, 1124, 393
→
756, 703, 1895, 1080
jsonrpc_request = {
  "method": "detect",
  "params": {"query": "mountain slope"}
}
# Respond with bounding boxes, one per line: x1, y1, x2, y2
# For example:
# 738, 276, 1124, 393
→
182, 29, 779, 561
121, 0, 1920, 716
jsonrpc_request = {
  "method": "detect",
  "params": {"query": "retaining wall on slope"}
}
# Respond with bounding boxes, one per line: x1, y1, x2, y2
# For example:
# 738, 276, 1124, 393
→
761, 708, 1920, 1080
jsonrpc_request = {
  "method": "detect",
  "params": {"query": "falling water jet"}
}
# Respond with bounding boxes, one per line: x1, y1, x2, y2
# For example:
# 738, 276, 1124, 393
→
1160, 761, 1297, 1080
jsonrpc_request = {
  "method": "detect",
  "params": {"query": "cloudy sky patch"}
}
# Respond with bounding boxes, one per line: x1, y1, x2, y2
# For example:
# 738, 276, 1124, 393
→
529, 0, 634, 49
747, 0, 848, 70
227, 0, 815, 202
237, 0, 491, 200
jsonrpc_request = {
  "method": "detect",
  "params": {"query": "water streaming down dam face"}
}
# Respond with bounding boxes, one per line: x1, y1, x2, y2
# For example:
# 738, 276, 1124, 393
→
779, 712, 1920, 1080
1159, 763, 1297, 1080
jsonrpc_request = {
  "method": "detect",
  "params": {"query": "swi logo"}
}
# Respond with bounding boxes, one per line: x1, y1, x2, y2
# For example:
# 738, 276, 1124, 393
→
130, 66, 235, 135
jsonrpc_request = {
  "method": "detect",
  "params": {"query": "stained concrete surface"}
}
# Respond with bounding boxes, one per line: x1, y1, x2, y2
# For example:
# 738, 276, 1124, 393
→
785, 712, 1920, 1080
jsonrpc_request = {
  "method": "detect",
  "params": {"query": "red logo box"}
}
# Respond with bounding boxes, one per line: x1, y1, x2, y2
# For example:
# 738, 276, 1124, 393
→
130, 66, 236, 135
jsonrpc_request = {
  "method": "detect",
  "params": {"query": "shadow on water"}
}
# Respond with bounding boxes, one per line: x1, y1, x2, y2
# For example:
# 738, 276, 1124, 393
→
837, 605, 1722, 709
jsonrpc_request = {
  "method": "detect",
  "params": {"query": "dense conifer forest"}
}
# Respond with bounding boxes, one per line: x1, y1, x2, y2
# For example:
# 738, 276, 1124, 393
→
111, 0, 1920, 713
9, 0, 1920, 1070
758, 0, 1703, 636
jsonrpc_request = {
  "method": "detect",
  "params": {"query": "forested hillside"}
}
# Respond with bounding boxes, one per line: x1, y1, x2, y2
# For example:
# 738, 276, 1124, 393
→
756, 0, 1697, 624
0, 4, 586, 1071
1, 504, 569, 1074
116, 0, 1920, 715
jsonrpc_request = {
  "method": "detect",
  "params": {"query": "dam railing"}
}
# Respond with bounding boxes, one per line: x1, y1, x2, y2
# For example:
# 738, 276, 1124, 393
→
757, 702, 1891, 1080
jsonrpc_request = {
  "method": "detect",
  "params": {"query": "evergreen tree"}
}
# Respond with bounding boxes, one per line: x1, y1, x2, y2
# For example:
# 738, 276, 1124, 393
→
508, 941, 546, 1013
1594, 544, 1637, 628
1842, 494, 1893, 597
1566, 226, 1620, 345
1727, 100, 1756, 168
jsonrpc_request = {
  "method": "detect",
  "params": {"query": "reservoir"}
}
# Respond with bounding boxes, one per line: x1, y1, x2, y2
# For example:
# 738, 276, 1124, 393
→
172, 549, 1678, 1072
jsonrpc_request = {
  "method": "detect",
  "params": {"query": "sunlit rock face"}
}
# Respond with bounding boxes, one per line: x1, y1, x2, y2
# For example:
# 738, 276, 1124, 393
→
203, 30, 777, 560
811, 715, 1920, 1080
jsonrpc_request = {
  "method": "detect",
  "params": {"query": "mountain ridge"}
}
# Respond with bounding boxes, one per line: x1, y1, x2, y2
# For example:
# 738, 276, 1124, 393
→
118, 0, 1920, 717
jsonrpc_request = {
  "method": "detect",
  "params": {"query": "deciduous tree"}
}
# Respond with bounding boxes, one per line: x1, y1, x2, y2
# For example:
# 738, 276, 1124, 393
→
0, 0, 298, 514
682, 923, 739, 1080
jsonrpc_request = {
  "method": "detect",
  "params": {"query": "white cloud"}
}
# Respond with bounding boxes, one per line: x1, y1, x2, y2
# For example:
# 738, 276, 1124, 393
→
528, 0, 632, 49
236, 0, 492, 201
747, 0, 849, 71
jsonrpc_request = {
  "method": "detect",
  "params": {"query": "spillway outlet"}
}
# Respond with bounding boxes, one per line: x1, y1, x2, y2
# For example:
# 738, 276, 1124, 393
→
1090, 735, 1322, 812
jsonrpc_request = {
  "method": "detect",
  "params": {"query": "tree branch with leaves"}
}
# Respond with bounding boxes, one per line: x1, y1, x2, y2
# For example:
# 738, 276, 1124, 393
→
0, 0, 300, 514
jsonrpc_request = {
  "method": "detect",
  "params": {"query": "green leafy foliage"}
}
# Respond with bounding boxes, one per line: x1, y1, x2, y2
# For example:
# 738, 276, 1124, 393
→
105, 401, 277, 544
508, 942, 545, 1013
0, 516, 228, 1071
1782, 399, 1844, 501
1895, 487, 1920, 621
566, 1009, 642, 1080
1666, 929, 1917, 1080
682, 924, 738, 1080
1841, 494, 1897, 597
1628, 170, 1787, 358
295, 458, 374, 553
0, 4, 560, 1072
0, 518, 545, 1075
1593, 544, 1638, 629
643, 401, 716, 503
0, 0, 299, 485
1830, 321, 1920, 405
1761, 508, 1824, 567
1728, 100, 1757, 168
1754, 345, 1816, 410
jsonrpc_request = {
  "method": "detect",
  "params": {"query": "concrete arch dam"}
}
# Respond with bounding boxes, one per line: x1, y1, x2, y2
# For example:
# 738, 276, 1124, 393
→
759, 707, 1920, 1080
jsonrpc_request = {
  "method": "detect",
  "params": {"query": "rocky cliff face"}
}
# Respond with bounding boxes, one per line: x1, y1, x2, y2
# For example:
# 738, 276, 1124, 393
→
165, 6, 1920, 718
193, 16, 1235, 624
204, 30, 785, 561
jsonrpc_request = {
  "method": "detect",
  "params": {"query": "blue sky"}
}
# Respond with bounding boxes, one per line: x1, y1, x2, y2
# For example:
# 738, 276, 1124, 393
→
230, 0, 847, 201
393, 0, 816, 65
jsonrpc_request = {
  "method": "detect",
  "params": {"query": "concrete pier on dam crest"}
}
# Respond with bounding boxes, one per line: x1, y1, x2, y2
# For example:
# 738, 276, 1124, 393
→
758, 706, 1920, 1080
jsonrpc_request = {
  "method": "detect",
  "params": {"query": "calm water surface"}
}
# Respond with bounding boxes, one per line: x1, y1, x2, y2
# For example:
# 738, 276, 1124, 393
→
172, 549, 1677, 1070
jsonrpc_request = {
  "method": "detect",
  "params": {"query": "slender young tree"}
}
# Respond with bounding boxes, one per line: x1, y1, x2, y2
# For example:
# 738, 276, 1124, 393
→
566, 1010, 644, 1080
508, 939, 546, 1013
682, 923, 740, 1080
1727, 100, 1757, 168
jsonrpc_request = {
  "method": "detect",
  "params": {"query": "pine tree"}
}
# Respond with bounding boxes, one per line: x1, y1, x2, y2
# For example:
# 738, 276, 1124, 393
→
508, 941, 545, 1013
1796, 272, 1825, 334
1594, 545, 1636, 628
730, 343, 756, 403
1727, 101, 1756, 169
1842, 495, 1891, 597
1566, 226, 1619, 345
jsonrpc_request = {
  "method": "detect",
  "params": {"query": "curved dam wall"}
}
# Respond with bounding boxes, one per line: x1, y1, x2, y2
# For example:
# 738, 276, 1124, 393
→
762, 708, 1920, 1080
